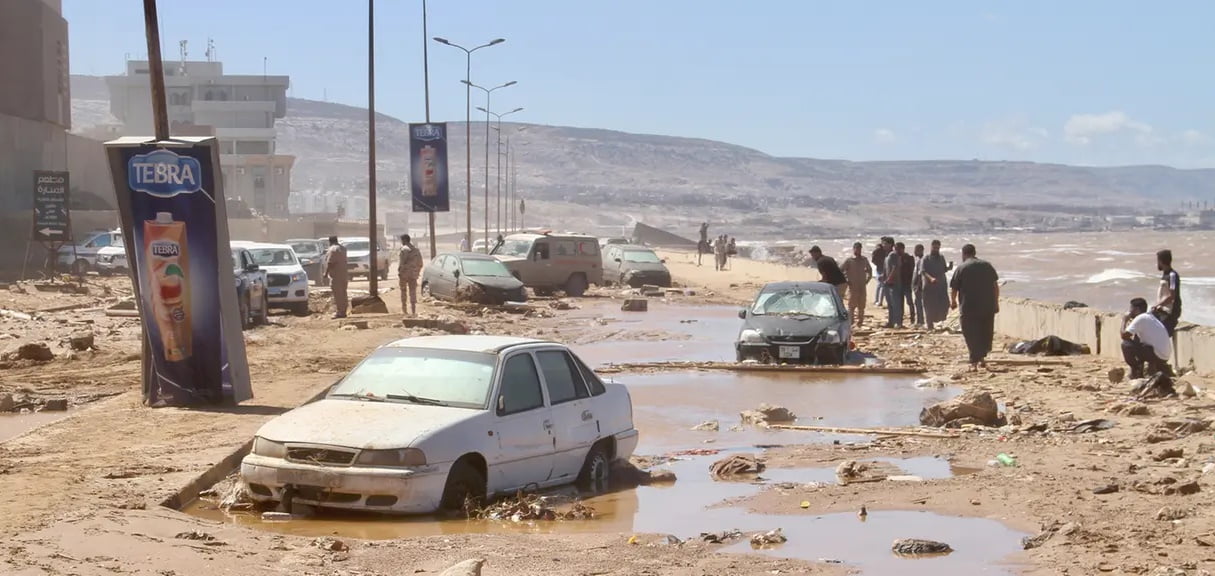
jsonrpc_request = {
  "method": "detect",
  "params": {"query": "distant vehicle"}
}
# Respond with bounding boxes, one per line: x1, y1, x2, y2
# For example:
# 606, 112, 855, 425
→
57, 229, 122, 275
422, 252, 527, 305
602, 244, 671, 288
230, 246, 270, 330
599, 237, 629, 248
240, 335, 638, 514
339, 237, 391, 280
235, 241, 310, 316
288, 238, 327, 285
491, 232, 603, 297
95, 235, 130, 276
471, 238, 494, 254
736, 281, 852, 365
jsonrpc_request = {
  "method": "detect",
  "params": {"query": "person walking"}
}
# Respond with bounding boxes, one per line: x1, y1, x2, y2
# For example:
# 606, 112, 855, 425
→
920, 240, 951, 330
841, 242, 873, 327
697, 222, 709, 267
872, 238, 891, 307
1153, 249, 1181, 337
809, 245, 847, 299
715, 235, 728, 271
911, 244, 926, 327
322, 236, 349, 319
459, 236, 469, 252
950, 244, 1000, 370
398, 234, 424, 316
1121, 297, 1173, 379
884, 242, 908, 328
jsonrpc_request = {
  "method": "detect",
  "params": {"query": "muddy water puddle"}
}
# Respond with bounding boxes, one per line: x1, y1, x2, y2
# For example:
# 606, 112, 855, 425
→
0, 411, 72, 443
185, 453, 1019, 574
567, 301, 741, 365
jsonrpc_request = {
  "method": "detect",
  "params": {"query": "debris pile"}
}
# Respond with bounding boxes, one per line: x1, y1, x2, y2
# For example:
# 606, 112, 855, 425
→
710, 454, 765, 478
700, 529, 744, 544
740, 403, 796, 426
891, 538, 953, 556
919, 390, 1000, 428
749, 528, 787, 548
469, 491, 596, 522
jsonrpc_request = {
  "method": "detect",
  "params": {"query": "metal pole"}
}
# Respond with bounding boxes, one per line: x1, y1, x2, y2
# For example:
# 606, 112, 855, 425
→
495, 117, 502, 237
368, 0, 379, 296
142, 0, 169, 141
464, 53, 472, 252
483, 93, 491, 253
422, 0, 436, 258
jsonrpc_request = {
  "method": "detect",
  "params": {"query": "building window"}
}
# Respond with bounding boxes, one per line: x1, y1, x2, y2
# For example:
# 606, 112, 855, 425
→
254, 176, 266, 189
275, 167, 284, 175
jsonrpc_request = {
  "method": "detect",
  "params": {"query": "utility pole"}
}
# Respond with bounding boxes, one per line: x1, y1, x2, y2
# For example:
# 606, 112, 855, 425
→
366, 0, 381, 300
422, 0, 436, 257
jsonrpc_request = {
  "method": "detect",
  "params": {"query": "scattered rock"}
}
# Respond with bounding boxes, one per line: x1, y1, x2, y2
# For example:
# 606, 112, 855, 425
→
549, 299, 575, 311
1071, 418, 1116, 434
691, 420, 720, 432
40, 398, 69, 412
1093, 484, 1119, 495
644, 469, 678, 485
1154, 448, 1184, 462
1107, 367, 1126, 384
1176, 481, 1201, 496
835, 460, 865, 479
401, 316, 469, 334
749, 528, 786, 548
0, 393, 13, 412
621, 299, 648, 312
14, 343, 54, 362
919, 391, 999, 427
710, 454, 765, 478
758, 403, 795, 422
68, 331, 94, 351
174, 531, 215, 541
892, 538, 953, 556
439, 559, 486, 576
1157, 506, 1189, 521
1107, 401, 1151, 416
312, 537, 348, 552
341, 320, 369, 330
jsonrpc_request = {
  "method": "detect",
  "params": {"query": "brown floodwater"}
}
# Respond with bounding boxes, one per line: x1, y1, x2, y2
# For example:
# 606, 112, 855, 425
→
0, 411, 72, 443
567, 300, 744, 366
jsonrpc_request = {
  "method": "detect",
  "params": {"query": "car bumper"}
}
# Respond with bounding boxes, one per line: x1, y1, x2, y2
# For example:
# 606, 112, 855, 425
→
346, 262, 386, 275
240, 453, 451, 514
737, 341, 847, 364
266, 281, 310, 305
614, 428, 640, 462
96, 259, 128, 272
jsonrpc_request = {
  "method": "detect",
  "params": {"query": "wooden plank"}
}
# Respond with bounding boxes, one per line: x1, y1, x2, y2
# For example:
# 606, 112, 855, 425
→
602, 361, 925, 375
767, 424, 961, 439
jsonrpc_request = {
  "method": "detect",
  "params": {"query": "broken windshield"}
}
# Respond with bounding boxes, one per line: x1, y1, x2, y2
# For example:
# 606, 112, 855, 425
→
494, 239, 532, 258
751, 289, 838, 317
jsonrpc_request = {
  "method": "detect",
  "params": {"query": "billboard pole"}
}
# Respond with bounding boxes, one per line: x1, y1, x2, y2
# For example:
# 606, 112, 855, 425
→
142, 0, 169, 141
422, 0, 436, 258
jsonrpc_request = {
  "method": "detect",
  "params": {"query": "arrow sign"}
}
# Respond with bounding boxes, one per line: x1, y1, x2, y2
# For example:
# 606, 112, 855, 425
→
38, 228, 63, 237
32, 170, 71, 243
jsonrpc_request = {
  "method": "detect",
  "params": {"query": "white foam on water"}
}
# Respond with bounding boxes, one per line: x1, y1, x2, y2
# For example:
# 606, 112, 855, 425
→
1086, 268, 1148, 284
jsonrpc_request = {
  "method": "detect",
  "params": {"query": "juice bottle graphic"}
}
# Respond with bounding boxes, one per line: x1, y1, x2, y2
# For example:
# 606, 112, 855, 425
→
421, 145, 437, 197
144, 212, 192, 362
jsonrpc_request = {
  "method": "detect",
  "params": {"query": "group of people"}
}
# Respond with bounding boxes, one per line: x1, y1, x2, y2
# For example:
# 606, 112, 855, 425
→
320, 234, 426, 319
1119, 249, 1182, 379
697, 222, 737, 271
809, 238, 1001, 371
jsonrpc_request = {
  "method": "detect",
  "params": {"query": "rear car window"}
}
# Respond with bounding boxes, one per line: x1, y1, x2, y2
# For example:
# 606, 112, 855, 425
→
536, 350, 590, 404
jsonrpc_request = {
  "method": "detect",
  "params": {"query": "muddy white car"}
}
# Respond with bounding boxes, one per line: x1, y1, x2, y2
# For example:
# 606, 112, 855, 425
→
240, 335, 639, 514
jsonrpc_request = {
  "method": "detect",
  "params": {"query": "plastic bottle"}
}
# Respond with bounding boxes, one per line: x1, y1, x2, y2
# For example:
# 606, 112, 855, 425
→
995, 453, 1017, 467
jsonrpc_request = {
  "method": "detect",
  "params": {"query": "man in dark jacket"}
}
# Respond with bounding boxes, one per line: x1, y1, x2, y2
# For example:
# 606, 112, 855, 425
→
950, 244, 1000, 370
809, 245, 847, 298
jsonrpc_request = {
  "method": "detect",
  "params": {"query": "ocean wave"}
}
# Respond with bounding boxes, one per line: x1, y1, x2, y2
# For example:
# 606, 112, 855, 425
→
1085, 268, 1149, 284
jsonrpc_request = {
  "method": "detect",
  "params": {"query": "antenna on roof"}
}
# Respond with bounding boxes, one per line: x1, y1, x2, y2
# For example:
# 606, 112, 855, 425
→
205, 37, 215, 62
178, 40, 187, 75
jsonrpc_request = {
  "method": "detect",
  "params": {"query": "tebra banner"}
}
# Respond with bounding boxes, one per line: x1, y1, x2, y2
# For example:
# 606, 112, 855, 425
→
104, 137, 252, 407
409, 122, 450, 212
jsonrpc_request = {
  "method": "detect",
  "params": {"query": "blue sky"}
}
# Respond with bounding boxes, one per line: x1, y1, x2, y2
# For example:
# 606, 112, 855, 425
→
65, 0, 1215, 168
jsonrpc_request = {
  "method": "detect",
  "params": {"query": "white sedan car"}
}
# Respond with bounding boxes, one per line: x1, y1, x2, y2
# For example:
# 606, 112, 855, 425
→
240, 335, 639, 514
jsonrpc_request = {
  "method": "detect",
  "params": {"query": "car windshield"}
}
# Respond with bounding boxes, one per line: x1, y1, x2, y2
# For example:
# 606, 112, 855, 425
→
290, 242, 319, 256
250, 249, 297, 266
461, 258, 512, 277
330, 347, 496, 409
494, 238, 532, 257
751, 288, 838, 317
344, 241, 370, 252
623, 249, 660, 263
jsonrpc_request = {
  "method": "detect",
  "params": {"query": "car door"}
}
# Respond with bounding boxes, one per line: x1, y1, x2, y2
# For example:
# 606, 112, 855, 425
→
490, 351, 555, 492
528, 239, 553, 285
241, 250, 266, 304
535, 348, 600, 481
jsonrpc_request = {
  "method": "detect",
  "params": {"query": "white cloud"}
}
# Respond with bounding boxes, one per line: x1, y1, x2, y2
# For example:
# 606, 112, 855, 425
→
1181, 129, 1211, 146
874, 128, 896, 144
980, 117, 1048, 151
1063, 111, 1153, 145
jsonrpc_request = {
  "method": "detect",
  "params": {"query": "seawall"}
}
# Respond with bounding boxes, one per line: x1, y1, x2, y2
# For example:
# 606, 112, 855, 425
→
995, 298, 1215, 376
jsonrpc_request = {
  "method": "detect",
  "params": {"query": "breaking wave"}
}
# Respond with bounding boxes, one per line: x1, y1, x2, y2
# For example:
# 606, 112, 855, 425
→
1085, 268, 1148, 284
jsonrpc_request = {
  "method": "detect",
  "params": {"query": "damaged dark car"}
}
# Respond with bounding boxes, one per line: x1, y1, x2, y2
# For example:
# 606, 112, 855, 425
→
736, 281, 852, 365
421, 252, 528, 305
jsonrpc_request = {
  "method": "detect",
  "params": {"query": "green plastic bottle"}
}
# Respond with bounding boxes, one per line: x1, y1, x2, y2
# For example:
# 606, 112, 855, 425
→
996, 453, 1017, 467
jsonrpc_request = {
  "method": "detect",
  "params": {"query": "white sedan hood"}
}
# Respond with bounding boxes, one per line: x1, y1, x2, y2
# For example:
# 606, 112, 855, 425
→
255, 398, 482, 449
260, 264, 304, 275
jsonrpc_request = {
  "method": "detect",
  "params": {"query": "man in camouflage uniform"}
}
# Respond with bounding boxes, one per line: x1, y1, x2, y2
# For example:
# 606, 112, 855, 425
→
322, 236, 348, 318
398, 234, 424, 316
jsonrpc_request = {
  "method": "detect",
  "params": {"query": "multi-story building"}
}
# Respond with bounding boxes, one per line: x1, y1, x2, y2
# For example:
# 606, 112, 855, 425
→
105, 58, 294, 217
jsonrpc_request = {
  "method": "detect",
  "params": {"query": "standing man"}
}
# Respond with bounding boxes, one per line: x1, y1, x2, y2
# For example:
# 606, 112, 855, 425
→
884, 242, 908, 328
322, 236, 349, 319
911, 244, 926, 327
697, 222, 709, 267
902, 244, 916, 325
920, 240, 951, 330
872, 238, 890, 307
1153, 249, 1181, 337
950, 244, 1000, 370
841, 242, 873, 327
715, 235, 728, 271
459, 236, 469, 252
809, 245, 847, 299
1121, 297, 1173, 379
398, 234, 424, 317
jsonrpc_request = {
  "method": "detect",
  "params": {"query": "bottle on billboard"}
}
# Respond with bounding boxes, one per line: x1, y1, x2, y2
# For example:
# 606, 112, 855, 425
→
144, 212, 192, 362
421, 145, 437, 197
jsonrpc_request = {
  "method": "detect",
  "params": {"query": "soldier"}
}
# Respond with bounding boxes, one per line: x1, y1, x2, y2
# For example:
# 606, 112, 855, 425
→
398, 234, 424, 316
322, 236, 348, 319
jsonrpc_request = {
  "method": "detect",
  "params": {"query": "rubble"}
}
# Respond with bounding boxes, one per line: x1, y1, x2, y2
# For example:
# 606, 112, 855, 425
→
749, 528, 786, 548
11, 342, 54, 362
1132, 373, 1176, 399
312, 537, 348, 552
439, 559, 486, 576
710, 454, 765, 478
40, 398, 69, 412
691, 420, 720, 432
469, 491, 596, 522
1107, 401, 1151, 416
919, 391, 999, 428
739, 403, 796, 426
621, 298, 648, 312
401, 316, 470, 334
174, 531, 215, 541
835, 460, 864, 479
0, 393, 13, 412
700, 529, 744, 544
1154, 448, 1184, 462
1157, 506, 1189, 521
67, 331, 94, 351
1108, 367, 1126, 384
891, 538, 953, 556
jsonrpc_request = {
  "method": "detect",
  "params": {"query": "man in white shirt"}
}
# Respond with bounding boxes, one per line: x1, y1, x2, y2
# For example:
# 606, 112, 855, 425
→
1121, 297, 1173, 379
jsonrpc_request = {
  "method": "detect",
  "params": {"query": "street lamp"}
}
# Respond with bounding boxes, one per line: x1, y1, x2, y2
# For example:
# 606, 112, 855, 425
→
432, 36, 504, 251
480, 106, 523, 236
464, 79, 516, 252
507, 126, 528, 232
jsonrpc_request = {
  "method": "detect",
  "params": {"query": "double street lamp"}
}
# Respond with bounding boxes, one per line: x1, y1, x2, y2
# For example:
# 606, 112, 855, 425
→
481, 106, 523, 236
464, 79, 516, 252
432, 36, 504, 251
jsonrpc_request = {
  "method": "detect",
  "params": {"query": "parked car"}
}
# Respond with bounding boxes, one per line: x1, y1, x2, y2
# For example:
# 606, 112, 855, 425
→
239, 335, 639, 514
231, 246, 270, 330
471, 238, 491, 254
288, 238, 327, 286
340, 237, 391, 280
491, 232, 603, 297
602, 244, 672, 288
735, 281, 852, 365
599, 237, 629, 248
422, 252, 527, 304
57, 229, 122, 275
235, 241, 310, 316
95, 235, 130, 276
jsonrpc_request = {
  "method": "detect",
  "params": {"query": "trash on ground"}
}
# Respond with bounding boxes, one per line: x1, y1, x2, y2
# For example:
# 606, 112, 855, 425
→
710, 454, 765, 478
740, 402, 796, 426
468, 491, 596, 522
749, 528, 787, 548
1007, 335, 1090, 356
919, 390, 1000, 428
691, 420, 720, 432
1070, 418, 1116, 434
700, 529, 744, 544
891, 538, 953, 556
1132, 373, 1176, 400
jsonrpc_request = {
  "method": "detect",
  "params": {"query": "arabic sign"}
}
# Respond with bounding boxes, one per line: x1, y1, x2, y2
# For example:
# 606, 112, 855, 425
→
105, 137, 252, 407
32, 171, 71, 243
409, 122, 451, 212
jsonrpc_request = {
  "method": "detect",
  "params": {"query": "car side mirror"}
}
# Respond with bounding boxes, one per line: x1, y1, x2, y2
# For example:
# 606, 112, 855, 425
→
614, 257, 622, 263
453, 270, 461, 278
245, 264, 259, 272
738, 309, 747, 320
661, 258, 667, 264
497, 394, 506, 414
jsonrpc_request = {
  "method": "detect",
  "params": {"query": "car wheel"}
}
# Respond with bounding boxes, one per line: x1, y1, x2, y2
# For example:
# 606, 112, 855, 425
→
72, 259, 90, 276
736, 348, 745, 363
421, 281, 432, 299
440, 458, 486, 512
576, 442, 612, 493
564, 273, 588, 298
239, 293, 252, 331
255, 293, 270, 325
289, 302, 310, 316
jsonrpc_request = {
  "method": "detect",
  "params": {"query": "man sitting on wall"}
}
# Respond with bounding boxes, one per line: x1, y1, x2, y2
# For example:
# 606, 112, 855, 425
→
1121, 297, 1173, 379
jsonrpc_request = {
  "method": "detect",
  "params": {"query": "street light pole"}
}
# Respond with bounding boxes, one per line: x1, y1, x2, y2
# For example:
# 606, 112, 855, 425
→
367, 0, 379, 298
432, 37, 504, 252
480, 107, 522, 237
465, 80, 516, 252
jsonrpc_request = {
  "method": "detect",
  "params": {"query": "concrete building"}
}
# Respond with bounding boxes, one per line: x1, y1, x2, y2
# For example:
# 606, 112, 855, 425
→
104, 58, 294, 217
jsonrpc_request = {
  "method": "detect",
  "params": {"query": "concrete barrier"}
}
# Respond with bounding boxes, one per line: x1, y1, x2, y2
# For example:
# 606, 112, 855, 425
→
996, 297, 1215, 376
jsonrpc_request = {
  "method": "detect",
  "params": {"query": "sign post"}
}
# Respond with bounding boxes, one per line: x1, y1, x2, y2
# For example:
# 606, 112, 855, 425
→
409, 123, 451, 253
32, 170, 72, 275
